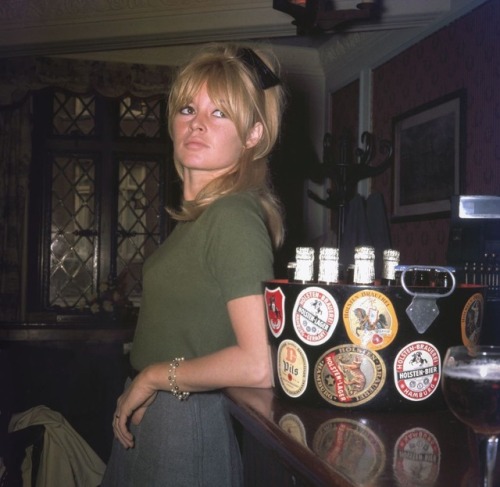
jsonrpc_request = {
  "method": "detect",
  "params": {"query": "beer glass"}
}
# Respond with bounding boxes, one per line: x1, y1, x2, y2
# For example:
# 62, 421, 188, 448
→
442, 346, 500, 486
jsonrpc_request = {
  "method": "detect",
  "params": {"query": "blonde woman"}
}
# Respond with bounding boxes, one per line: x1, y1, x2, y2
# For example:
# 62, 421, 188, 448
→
102, 43, 286, 486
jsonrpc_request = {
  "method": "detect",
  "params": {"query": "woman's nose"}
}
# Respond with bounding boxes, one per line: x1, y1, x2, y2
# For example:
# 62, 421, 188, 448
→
190, 114, 206, 131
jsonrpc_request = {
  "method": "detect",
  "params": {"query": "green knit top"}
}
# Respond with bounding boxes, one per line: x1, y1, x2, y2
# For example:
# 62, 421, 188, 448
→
130, 191, 274, 370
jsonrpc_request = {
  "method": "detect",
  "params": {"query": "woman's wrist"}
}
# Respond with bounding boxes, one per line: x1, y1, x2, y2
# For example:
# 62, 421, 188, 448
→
142, 362, 171, 391
168, 357, 190, 401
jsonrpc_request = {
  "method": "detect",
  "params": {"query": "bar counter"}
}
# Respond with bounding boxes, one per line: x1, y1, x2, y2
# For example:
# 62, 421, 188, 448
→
225, 387, 498, 487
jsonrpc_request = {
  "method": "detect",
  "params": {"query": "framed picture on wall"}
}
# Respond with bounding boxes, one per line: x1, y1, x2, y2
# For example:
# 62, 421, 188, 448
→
392, 90, 466, 221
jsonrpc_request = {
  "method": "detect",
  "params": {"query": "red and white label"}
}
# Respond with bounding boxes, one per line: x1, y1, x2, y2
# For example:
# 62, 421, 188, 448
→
292, 286, 339, 346
394, 341, 441, 402
265, 286, 286, 338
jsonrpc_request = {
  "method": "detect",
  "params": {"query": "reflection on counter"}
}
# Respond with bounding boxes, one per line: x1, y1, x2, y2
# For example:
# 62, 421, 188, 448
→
226, 387, 496, 487
312, 417, 386, 486
393, 427, 440, 486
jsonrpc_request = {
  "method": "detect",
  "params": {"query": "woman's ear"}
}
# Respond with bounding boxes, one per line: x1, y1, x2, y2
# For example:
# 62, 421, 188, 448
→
245, 122, 263, 149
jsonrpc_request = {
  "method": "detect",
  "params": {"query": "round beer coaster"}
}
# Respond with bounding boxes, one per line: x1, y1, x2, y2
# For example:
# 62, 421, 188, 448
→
277, 339, 309, 398
314, 345, 386, 407
393, 427, 440, 487
265, 286, 286, 338
461, 292, 484, 347
343, 289, 398, 350
393, 341, 441, 402
292, 286, 339, 346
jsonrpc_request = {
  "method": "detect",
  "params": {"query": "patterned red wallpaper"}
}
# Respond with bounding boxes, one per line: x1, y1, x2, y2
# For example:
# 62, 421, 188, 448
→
331, 79, 359, 141
368, 0, 500, 265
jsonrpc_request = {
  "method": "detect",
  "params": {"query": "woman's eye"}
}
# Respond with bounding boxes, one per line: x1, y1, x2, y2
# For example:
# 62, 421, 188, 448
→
179, 105, 194, 115
213, 109, 226, 118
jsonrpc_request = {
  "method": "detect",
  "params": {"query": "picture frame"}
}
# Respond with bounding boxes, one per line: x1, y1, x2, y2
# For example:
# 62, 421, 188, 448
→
392, 90, 466, 221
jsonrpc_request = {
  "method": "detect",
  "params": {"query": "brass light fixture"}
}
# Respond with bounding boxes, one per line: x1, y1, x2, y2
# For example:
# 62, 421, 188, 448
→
273, 0, 380, 35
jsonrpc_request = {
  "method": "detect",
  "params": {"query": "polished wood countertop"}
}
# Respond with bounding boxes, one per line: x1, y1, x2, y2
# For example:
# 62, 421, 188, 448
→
225, 387, 499, 487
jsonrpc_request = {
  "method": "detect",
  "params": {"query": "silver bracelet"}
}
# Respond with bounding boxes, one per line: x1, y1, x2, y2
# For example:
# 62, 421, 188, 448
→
168, 357, 190, 401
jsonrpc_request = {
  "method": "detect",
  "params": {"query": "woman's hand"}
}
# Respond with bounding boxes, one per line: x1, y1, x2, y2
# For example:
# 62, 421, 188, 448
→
112, 293, 272, 448
112, 367, 161, 449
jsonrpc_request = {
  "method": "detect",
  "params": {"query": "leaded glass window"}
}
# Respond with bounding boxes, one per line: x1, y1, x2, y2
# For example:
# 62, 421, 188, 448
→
50, 155, 97, 308
117, 159, 163, 305
28, 89, 174, 317
52, 93, 95, 136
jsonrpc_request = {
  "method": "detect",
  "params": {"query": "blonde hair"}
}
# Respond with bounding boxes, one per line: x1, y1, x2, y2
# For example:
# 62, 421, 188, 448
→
167, 43, 286, 248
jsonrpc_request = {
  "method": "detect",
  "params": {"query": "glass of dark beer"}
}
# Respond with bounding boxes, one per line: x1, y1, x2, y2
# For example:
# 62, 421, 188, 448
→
442, 345, 500, 487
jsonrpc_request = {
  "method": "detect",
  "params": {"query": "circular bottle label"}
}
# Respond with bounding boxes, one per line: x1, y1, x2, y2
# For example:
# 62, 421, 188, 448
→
343, 289, 398, 350
314, 345, 386, 407
393, 341, 441, 402
461, 292, 484, 347
292, 286, 339, 346
277, 339, 309, 398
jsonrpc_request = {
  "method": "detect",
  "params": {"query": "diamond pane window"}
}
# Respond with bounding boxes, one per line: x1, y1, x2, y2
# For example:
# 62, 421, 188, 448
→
52, 93, 95, 136
50, 155, 97, 307
29, 88, 171, 318
117, 159, 163, 305
119, 97, 162, 138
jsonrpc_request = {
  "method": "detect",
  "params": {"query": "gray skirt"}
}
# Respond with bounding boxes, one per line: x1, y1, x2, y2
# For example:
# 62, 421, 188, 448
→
101, 382, 243, 487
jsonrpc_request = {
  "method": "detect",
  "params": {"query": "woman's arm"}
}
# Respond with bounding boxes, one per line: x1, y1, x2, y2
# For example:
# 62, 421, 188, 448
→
113, 293, 273, 448
173, 293, 273, 390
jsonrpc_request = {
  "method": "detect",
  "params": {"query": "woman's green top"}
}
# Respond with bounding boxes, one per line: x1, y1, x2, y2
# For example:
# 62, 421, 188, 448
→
130, 191, 274, 370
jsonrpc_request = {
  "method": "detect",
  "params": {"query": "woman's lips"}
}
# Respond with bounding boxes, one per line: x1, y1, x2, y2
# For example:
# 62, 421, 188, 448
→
184, 138, 209, 150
